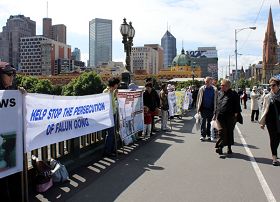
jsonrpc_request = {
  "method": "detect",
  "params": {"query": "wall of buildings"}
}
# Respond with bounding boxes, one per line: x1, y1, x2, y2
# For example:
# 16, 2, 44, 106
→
0, 15, 36, 68
20, 36, 71, 75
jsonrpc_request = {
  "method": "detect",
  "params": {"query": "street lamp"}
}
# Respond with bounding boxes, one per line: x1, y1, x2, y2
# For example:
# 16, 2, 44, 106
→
191, 61, 196, 85
234, 26, 256, 82
120, 18, 135, 73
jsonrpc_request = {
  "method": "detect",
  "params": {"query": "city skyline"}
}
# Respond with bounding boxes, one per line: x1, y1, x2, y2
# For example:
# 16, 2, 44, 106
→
1, 0, 280, 77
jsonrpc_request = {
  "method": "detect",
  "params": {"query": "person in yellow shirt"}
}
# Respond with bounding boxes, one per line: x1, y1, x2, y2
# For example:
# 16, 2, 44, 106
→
103, 77, 120, 157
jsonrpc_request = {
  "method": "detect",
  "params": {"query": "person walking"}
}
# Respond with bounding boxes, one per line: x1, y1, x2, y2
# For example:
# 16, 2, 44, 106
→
259, 78, 280, 166
250, 86, 260, 122
159, 83, 171, 131
241, 90, 247, 109
196, 77, 218, 141
215, 79, 241, 155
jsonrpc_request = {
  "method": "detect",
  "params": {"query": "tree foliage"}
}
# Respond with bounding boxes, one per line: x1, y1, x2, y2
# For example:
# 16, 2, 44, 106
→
16, 75, 53, 94
175, 80, 203, 90
62, 71, 105, 96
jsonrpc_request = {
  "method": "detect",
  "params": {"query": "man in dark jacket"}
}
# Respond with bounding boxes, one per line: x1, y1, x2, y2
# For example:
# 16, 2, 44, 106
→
215, 79, 241, 155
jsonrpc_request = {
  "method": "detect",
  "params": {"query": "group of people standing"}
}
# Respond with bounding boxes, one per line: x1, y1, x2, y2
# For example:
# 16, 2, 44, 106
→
196, 76, 280, 166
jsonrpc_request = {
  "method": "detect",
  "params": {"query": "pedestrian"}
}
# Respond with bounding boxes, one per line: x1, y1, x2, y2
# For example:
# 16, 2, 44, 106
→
238, 88, 243, 105
103, 77, 120, 157
215, 79, 241, 155
191, 87, 198, 108
196, 77, 218, 141
250, 86, 260, 122
160, 83, 171, 131
259, 78, 280, 166
240, 90, 247, 109
143, 81, 160, 132
0, 61, 25, 201
145, 78, 160, 132
143, 106, 152, 138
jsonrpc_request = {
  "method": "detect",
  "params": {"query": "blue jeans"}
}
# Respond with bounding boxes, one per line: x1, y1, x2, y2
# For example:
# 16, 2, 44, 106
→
104, 114, 117, 155
200, 108, 214, 137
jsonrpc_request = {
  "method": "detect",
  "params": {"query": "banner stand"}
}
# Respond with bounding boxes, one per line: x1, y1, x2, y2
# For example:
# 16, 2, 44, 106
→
22, 95, 29, 202
23, 153, 29, 202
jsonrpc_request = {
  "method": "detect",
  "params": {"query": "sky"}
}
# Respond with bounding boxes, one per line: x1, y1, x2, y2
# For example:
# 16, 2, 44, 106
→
1, 0, 280, 78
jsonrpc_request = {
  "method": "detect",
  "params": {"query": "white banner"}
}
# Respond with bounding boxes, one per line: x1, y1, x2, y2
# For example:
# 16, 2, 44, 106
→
24, 93, 114, 152
0, 90, 23, 178
168, 91, 176, 117
117, 90, 144, 145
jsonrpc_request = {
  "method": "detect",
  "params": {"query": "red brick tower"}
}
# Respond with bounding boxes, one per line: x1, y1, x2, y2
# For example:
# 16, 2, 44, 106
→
263, 7, 278, 83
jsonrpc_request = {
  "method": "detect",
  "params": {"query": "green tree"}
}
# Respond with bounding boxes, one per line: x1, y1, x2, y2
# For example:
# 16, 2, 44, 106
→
34, 79, 53, 94
176, 80, 203, 90
62, 71, 105, 96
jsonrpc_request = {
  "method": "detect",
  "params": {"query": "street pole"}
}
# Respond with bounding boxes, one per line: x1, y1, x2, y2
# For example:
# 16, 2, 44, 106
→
235, 29, 238, 83
234, 26, 256, 84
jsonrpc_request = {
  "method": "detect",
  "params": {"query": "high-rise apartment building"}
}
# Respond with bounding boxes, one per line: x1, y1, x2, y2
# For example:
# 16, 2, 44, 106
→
89, 18, 112, 67
131, 45, 160, 74
43, 18, 66, 44
145, 44, 164, 70
161, 30, 176, 68
0, 15, 36, 68
20, 36, 71, 75
72, 47, 81, 61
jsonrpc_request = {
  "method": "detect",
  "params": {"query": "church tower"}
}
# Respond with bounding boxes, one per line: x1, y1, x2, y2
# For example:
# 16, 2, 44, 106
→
262, 7, 278, 83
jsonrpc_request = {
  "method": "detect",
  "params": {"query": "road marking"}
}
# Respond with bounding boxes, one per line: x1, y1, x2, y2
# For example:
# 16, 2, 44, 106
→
236, 125, 276, 202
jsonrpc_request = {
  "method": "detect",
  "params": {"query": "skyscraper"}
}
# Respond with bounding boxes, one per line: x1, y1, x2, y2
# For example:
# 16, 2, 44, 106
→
161, 30, 176, 68
89, 18, 112, 67
72, 47, 81, 61
43, 18, 66, 44
0, 15, 36, 68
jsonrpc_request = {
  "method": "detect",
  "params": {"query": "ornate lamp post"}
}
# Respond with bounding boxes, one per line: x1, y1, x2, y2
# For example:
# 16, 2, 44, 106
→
120, 18, 135, 73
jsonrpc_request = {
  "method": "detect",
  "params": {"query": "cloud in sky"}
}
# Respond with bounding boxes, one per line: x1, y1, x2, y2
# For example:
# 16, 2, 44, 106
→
1, 0, 280, 77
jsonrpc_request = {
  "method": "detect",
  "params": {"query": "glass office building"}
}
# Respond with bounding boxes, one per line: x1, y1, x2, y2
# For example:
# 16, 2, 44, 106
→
89, 18, 112, 67
161, 30, 176, 68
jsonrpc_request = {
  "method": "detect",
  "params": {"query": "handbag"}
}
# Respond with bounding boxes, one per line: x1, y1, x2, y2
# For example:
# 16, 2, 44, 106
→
237, 113, 243, 124
50, 159, 69, 183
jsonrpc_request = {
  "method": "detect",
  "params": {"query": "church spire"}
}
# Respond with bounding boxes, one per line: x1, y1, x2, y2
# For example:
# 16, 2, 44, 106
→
266, 6, 275, 37
262, 6, 278, 84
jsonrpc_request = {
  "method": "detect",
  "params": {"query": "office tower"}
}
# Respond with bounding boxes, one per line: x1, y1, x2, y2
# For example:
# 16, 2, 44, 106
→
72, 48, 81, 61
161, 30, 176, 68
43, 18, 67, 44
20, 36, 71, 75
89, 18, 112, 67
0, 15, 36, 68
191, 47, 218, 79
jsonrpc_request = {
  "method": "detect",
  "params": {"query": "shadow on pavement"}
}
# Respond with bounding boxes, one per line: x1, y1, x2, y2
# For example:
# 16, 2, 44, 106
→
30, 132, 173, 202
64, 137, 172, 202
234, 142, 260, 149
226, 152, 273, 165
